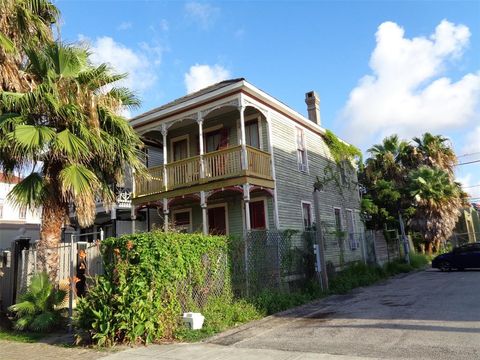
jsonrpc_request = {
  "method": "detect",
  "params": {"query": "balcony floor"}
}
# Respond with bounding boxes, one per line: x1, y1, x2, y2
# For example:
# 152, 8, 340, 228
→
132, 175, 274, 205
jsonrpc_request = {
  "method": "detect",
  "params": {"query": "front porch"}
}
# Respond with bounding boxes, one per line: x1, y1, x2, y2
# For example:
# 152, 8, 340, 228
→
134, 186, 276, 237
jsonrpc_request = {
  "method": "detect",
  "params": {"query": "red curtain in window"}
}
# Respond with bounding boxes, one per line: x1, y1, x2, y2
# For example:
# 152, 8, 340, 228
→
249, 201, 266, 229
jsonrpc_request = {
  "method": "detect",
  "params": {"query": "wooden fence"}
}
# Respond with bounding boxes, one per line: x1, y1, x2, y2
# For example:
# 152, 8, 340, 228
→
0, 241, 104, 311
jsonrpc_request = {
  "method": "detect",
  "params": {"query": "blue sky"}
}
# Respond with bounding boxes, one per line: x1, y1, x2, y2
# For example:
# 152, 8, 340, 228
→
57, 0, 480, 201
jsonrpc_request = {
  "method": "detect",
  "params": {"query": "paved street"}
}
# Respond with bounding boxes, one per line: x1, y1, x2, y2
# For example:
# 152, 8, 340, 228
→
104, 269, 480, 360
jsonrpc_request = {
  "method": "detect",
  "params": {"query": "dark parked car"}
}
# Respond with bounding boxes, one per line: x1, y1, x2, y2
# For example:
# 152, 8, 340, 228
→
432, 243, 480, 271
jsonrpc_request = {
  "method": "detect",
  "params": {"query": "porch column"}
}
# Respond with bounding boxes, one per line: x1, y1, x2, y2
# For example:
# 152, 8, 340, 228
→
243, 183, 251, 231
130, 205, 136, 234
161, 124, 168, 190
163, 198, 169, 232
239, 105, 248, 170
200, 191, 208, 235
266, 111, 280, 229
197, 114, 205, 179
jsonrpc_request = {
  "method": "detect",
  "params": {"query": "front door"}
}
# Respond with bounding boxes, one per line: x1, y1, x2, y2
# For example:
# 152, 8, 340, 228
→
208, 206, 227, 235
173, 139, 188, 161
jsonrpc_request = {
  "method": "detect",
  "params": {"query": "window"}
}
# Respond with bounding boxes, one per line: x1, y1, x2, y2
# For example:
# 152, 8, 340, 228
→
245, 120, 260, 149
334, 208, 342, 232
249, 200, 266, 230
340, 164, 348, 185
346, 209, 359, 250
19, 206, 27, 220
173, 138, 188, 161
302, 202, 313, 230
296, 128, 308, 172
208, 205, 228, 235
172, 209, 191, 233
205, 129, 229, 153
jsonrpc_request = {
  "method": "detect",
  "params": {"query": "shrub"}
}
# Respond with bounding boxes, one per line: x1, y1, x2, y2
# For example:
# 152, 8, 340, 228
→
409, 253, 429, 269
75, 231, 252, 346
8, 272, 66, 332
329, 262, 385, 294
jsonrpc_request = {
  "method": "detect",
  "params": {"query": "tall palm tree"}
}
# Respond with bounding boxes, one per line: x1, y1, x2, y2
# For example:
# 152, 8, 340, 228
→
412, 133, 457, 176
0, 42, 146, 280
0, 0, 59, 91
366, 134, 411, 184
408, 166, 463, 254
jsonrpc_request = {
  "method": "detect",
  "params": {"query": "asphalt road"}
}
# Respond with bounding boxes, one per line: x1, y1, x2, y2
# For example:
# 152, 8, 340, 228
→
105, 269, 480, 360
208, 269, 480, 359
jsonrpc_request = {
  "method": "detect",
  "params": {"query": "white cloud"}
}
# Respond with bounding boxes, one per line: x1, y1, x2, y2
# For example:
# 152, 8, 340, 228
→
340, 20, 480, 147
184, 1, 219, 29
80, 36, 160, 94
462, 126, 480, 154
117, 21, 132, 31
457, 173, 480, 201
184, 64, 230, 94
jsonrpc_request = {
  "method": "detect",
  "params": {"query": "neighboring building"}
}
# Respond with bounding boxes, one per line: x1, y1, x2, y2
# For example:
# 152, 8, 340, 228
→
452, 205, 480, 245
70, 183, 134, 241
130, 79, 364, 266
0, 173, 41, 249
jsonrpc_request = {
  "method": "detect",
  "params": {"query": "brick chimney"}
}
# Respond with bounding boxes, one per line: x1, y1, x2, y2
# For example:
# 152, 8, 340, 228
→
305, 91, 321, 126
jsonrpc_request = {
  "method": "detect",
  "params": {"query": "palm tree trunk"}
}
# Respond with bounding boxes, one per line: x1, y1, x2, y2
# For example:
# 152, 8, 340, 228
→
38, 198, 68, 282
425, 242, 433, 256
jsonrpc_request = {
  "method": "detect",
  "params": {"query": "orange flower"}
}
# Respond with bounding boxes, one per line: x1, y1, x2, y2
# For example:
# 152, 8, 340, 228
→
126, 240, 134, 251
114, 248, 120, 256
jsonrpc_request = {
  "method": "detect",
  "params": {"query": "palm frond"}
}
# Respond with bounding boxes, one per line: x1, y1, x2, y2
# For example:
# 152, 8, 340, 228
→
7, 172, 46, 209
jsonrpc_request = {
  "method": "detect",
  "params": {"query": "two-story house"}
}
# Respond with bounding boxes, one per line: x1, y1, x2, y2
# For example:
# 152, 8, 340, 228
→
130, 79, 364, 266
0, 173, 41, 249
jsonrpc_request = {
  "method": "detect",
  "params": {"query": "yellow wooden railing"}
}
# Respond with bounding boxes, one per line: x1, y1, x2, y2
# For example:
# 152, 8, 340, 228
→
135, 145, 272, 198
203, 146, 242, 181
247, 145, 272, 179
166, 155, 200, 189
135, 165, 163, 196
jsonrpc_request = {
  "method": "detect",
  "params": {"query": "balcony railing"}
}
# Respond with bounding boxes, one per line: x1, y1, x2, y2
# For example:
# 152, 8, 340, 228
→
134, 145, 272, 198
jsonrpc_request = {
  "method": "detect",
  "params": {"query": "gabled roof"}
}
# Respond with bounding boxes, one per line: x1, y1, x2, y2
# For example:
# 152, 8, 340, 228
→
0, 173, 22, 184
131, 78, 245, 122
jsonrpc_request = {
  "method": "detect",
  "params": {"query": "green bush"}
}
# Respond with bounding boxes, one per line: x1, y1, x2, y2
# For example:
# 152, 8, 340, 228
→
409, 253, 429, 269
9, 272, 66, 332
75, 231, 258, 346
329, 262, 385, 294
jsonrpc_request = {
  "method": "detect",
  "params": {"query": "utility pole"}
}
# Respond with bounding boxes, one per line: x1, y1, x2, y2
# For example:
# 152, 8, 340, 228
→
398, 212, 410, 264
313, 187, 329, 291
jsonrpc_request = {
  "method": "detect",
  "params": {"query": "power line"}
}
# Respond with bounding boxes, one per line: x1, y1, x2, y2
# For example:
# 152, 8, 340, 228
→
463, 184, 480, 189
457, 159, 480, 166
458, 151, 480, 158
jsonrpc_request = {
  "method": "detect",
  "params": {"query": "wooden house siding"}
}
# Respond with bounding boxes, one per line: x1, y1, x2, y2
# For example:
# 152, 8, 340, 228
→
269, 111, 364, 267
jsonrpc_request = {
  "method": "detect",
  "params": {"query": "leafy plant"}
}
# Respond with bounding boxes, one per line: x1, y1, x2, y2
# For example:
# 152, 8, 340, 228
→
8, 272, 66, 332
75, 231, 240, 346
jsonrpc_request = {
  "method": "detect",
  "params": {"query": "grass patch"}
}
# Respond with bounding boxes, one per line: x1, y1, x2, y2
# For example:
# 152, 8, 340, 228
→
175, 298, 262, 342
0, 329, 44, 343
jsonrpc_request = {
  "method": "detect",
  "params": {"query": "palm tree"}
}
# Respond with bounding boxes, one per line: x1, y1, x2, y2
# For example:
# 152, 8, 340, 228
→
408, 166, 463, 254
0, 42, 146, 280
366, 134, 411, 184
0, 0, 59, 92
9, 272, 66, 332
412, 133, 457, 176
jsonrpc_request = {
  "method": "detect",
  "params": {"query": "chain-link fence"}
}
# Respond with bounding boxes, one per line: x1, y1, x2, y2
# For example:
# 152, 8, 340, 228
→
230, 230, 317, 298
176, 251, 229, 312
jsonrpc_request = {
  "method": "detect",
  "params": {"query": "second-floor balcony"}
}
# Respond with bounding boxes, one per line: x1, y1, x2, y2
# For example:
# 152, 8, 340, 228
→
135, 144, 272, 198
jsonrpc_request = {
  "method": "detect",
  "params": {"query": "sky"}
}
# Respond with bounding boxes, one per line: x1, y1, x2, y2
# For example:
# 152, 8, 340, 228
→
56, 0, 480, 202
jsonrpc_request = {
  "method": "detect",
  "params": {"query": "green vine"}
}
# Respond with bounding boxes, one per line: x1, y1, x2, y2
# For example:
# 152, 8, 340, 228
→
323, 130, 362, 166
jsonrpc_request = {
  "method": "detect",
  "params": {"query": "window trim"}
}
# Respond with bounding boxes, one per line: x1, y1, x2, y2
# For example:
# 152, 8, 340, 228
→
333, 206, 343, 232
170, 134, 190, 162
207, 202, 229, 235
301, 201, 313, 230
295, 127, 309, 173
171, 208, 193, 233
